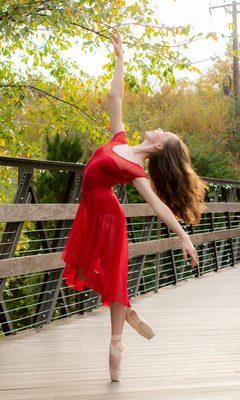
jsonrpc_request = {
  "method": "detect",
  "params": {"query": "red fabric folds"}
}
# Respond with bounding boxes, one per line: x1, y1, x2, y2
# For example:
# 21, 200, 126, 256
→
61, 131, 149, 307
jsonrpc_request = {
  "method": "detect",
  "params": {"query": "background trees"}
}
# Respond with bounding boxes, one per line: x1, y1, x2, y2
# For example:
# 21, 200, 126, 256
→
0, 0, 211, 156
0, 0, 239, 203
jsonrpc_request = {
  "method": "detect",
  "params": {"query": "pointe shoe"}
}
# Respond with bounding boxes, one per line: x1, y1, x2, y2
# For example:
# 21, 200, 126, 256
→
125, 306, 155, 340
109, 336, 125, 382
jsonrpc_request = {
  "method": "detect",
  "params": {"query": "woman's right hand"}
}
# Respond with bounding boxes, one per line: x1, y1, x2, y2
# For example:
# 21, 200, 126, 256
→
110, 29, 123, 59
181, 234, 199, 268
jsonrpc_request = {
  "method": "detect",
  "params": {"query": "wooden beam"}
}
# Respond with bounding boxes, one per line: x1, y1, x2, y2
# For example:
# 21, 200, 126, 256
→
0, 202, 239, 222
0, 228, 239, 279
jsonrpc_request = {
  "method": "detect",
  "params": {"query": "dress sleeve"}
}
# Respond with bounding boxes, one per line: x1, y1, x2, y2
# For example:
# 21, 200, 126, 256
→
126, 164, 149, 182
109, 131, 127, 143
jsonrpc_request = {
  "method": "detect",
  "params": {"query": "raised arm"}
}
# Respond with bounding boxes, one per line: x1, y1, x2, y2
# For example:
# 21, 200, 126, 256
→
108, 30, 125, 136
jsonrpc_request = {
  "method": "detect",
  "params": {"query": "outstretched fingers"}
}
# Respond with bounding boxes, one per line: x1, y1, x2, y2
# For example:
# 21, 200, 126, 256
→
110, 29, 121, 43
183, 247, 199, 268
190, 249, 199, 268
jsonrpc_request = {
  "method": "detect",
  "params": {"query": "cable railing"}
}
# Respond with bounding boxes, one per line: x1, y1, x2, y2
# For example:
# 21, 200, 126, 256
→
0, 156, 239, 338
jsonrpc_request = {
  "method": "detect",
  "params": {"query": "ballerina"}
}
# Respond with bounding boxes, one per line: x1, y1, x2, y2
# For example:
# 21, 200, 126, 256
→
61, 29, 205, 382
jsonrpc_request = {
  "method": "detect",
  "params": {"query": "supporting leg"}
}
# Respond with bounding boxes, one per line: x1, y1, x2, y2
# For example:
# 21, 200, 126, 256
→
110, 301, 129, 335
109, 301, 129, 381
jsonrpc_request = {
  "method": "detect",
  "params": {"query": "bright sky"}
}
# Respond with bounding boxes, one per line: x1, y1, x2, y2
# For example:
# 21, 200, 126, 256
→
67, 0, 235, 81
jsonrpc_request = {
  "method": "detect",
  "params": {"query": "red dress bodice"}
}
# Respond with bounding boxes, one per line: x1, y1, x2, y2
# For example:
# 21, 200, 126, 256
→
81, 131, 148, 192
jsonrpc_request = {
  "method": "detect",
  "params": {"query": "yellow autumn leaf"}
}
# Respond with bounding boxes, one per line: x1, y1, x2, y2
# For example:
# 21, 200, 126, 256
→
66, 9, 74, 17
16, 243, 22, 251
189, 66, 201, 74
228, 23, 235, 31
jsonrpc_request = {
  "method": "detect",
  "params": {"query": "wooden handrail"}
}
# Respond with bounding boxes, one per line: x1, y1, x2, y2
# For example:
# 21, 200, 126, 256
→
0, 202, 239, 222
0, 228, 239, 278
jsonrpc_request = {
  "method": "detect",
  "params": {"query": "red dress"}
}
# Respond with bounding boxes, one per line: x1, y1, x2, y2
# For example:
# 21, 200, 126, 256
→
60, 130, 148, 307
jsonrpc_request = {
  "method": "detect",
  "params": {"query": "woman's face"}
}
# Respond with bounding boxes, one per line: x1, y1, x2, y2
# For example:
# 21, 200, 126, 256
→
145, 129, 179, 149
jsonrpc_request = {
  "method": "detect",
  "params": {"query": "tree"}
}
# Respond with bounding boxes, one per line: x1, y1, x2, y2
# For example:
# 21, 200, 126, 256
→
119, 58, 239, 179
36, 131, 86, 204
1, 0, 217, 157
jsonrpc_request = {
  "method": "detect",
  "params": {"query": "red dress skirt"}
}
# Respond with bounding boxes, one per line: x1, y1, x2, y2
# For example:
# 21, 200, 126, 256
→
60, 131, 149, 307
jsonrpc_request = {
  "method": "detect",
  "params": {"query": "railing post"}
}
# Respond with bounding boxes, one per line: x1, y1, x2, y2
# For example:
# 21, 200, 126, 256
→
166, 226, 178, 284
200, 243, 209, 274
210, 186, 220, 271
232, 188, 240, 263
222, 186, 235, 267
154, 218, 161, 293
0, 165, 33, 335
189, 223, 201, 277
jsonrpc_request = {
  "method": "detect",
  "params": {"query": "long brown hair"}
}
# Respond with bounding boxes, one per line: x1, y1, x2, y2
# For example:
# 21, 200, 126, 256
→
147, 136, 209, 225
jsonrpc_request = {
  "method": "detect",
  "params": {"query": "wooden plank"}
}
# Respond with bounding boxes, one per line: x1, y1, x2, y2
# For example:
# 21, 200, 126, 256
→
0, 228, 239, 278
0, 203, 79, 222
0, 202, 239, 222
0, 265, 239, 399
129, 228, 240, 258
0, 155, 85, 172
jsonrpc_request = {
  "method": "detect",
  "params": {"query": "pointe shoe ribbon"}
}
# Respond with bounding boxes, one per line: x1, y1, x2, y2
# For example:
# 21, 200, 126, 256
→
109, 340, 125, 382
125, 306, 155, 340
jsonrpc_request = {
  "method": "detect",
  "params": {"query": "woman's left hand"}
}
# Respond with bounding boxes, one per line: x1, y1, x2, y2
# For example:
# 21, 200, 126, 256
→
110, 29, 123, 59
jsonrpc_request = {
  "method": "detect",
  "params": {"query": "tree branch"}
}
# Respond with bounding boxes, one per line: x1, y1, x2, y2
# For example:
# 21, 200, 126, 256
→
70, 20, 205, 49
0, 84, 108, 134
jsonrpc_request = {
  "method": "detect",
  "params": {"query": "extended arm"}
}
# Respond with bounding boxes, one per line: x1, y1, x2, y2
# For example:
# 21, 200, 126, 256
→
133, 177, 199, 268
134, 178, 188, 239
108, 30, 125, 135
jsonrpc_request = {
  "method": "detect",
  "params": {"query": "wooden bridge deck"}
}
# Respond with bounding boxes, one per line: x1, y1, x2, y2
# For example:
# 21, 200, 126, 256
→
0, 265, 240, 400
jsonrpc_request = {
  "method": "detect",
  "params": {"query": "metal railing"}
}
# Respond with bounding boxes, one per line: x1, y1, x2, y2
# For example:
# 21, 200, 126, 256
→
0, 156, 239, 338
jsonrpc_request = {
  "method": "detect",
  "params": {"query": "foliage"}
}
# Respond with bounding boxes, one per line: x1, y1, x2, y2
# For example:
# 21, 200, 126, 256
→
120, 59, 239, 179
35, 131, 86, 204
0, 0, 225, 198
0, 0, 214, 156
